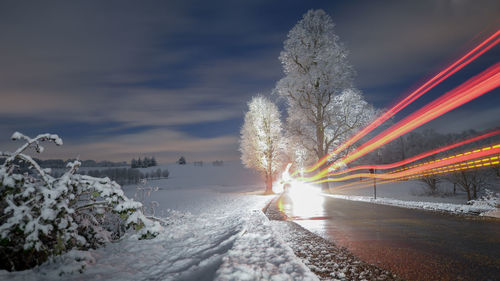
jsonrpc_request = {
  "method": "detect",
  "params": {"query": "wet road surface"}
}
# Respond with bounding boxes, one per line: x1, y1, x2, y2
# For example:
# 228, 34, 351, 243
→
278, 193, 500, 281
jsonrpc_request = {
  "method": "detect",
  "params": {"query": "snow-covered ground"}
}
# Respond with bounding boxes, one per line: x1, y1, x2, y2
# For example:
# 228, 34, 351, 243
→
328, 180, 500, 217
1, 161, 320, 280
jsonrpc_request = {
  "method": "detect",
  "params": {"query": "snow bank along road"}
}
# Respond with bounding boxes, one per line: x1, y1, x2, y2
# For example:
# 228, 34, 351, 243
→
279, 193, 500, 281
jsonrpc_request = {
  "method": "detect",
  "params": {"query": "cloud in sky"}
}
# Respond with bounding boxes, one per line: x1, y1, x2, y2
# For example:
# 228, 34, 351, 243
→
0, 0, 498, 163
330, 0, 500, 101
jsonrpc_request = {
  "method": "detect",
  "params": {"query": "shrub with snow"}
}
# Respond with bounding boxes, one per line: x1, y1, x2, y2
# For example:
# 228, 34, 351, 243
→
467, 189, 500, 208
0, 132, 161, 271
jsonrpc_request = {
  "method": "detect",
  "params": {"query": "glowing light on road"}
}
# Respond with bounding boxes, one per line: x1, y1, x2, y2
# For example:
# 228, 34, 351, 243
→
272, 181, 285, 194
295, 30, 500, 177
274, 162, 293, 193
305, 62, 500, 182
325, 129, 500, 177
278, 181, 325, 220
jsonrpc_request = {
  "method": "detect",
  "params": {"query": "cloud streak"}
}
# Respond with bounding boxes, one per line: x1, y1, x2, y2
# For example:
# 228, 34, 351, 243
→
0, 0, 498, 163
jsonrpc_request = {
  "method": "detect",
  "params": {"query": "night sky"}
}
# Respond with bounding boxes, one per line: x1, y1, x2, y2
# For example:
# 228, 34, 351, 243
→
1, 0, 499, 163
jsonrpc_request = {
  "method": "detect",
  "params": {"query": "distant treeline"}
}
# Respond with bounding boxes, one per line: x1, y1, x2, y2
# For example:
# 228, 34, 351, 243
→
192, 160, 224, 167
51, 168, 170, 186
131, 157, 157, 168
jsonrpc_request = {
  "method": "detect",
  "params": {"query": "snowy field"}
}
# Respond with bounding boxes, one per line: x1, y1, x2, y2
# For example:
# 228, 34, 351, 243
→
0, 161, 319, 281
328, 179, 500, 217
2, 161, 498, 280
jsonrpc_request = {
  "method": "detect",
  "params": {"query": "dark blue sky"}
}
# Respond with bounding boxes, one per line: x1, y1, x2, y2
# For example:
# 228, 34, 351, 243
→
0, 0, 499, 162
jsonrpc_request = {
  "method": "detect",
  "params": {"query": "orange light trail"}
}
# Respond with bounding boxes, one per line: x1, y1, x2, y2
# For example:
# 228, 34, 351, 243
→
312, 144, 500, 183
326, 154, 500, 192
324, 128, 500, 177
412, 156, 500, 179
304, 62, 500, 182
295, 30, 500, 177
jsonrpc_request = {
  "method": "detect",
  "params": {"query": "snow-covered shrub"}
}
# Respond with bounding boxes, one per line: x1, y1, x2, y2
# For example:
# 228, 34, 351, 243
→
418, 174, 441, 195
0, 132, 161, 271
134, 179, 160, 216
467, 189, 500, 208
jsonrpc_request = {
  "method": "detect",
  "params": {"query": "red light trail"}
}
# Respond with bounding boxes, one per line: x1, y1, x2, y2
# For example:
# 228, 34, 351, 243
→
324, 128, 500, 177
304, 62, 500, 182
313, 143, 500, 183
295, 30, 500, 177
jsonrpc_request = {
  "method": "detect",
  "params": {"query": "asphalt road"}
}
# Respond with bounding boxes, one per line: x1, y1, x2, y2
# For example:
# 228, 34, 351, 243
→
278, 193, 500, 281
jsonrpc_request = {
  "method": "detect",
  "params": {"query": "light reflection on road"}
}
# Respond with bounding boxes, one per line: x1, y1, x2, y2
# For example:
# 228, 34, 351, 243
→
279, 194, 500, 281
278, 183, 326, 227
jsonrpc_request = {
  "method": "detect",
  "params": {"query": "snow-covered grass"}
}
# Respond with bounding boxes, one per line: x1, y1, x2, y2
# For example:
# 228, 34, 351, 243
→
132, 160, 261, 192
323, 194, 495, 216
330, 180, 468, 204
327, 180, 500, 217
1, 161, 319, 280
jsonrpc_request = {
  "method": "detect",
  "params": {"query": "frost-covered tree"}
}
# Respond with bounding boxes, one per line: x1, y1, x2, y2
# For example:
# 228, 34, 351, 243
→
240, 95, 283, 194
0, 132, 161, 271
275, 10, 375, 186
177, 156, 186, 165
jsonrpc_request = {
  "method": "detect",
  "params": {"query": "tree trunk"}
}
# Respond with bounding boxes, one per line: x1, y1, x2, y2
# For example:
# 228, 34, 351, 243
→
472, 184, 477, 199
319, 162, 330, 192
466, 187, 471, 201
265, 173, 273, 194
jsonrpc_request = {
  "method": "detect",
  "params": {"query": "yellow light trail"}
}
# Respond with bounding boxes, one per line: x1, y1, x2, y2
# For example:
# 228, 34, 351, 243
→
311, 144, 500, 183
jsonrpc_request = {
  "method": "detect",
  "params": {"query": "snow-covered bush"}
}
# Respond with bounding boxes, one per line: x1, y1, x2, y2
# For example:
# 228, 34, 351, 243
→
418, 174, 441, 195
467, 189, 500, 208
134, 179, 160, 216
0, 132, 161, 271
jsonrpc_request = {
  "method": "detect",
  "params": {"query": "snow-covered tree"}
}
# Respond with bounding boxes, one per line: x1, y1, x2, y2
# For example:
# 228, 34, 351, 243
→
0, 132, 161, 271
131, 158, 138, 168
177, 156, 186, 165
240, 95, 283, 193
275, 10, 375, 185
